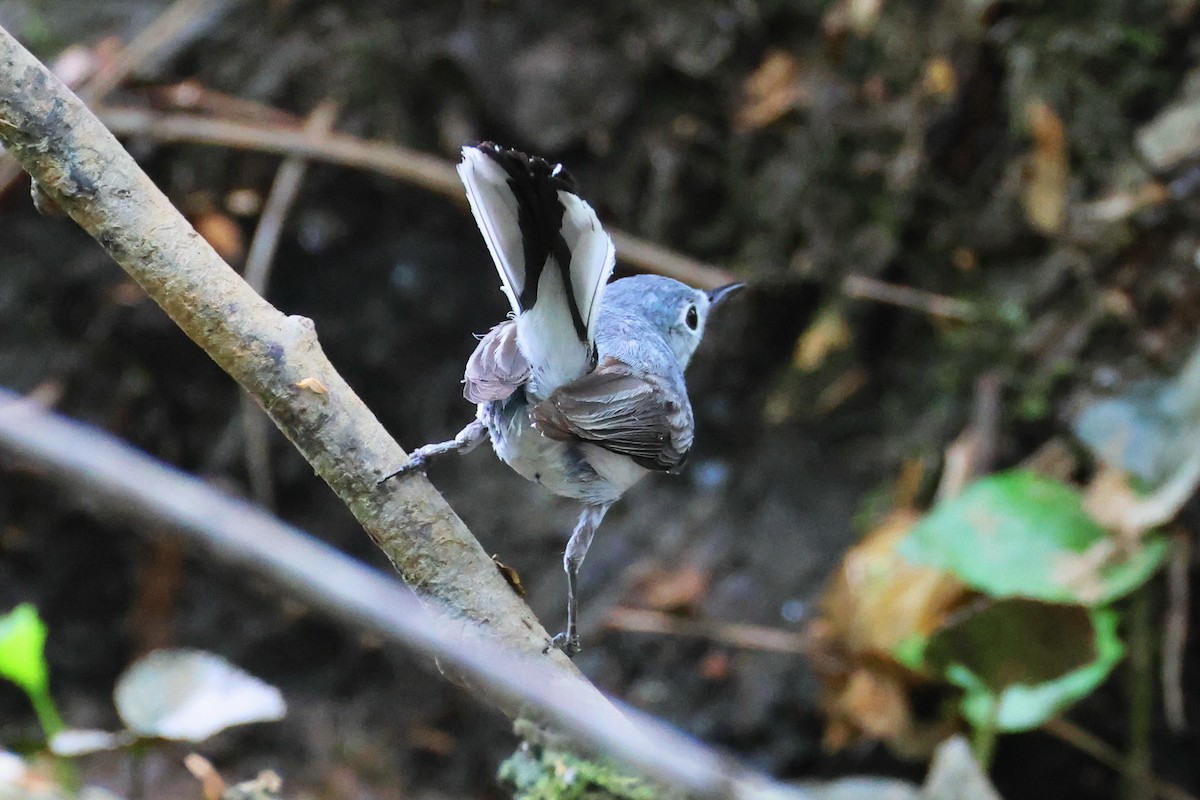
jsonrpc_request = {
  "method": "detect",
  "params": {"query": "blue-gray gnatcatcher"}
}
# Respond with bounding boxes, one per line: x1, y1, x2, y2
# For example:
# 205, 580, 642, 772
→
384, 142, 740, 654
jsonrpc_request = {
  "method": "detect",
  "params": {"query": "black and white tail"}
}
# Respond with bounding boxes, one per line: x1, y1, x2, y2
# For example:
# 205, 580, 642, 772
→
457, 142, 615, 399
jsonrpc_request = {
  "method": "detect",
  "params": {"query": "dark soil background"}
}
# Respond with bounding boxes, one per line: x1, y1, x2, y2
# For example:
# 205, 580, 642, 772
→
2, 0, 1200, 798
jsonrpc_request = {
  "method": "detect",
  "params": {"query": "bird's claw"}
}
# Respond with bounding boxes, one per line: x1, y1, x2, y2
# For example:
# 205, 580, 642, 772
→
544, 632, 581, 657
378, 454, 428, 485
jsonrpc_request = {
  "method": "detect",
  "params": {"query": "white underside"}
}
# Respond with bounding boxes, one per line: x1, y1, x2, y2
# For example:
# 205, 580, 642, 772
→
482, 402, 647, 506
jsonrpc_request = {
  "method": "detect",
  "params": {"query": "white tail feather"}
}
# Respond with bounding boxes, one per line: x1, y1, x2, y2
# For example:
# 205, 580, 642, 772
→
457, 147, 525, 315
456, 144, 615, 398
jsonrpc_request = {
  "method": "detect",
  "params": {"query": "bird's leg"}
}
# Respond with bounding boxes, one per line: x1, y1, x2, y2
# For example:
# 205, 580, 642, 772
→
379, 419, 488, 483
548, 503, 611, 656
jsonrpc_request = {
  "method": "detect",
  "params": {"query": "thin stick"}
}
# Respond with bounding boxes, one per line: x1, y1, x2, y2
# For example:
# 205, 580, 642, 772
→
242, 101, 339, 295
0, 390, 812, 800
605, 607, 811, 653
79, 0, 239, 102
97, 106, 739, 290
841, 274, 978, 322
239, 100, 339, 508
1163, 530, 1191, 734
1044, 719, 1199, 800
1125, 587, 1155, 800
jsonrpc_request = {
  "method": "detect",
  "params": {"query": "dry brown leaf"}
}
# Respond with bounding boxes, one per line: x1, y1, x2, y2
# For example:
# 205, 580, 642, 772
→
194, 211, 245, 263
634, 564, 710, 611
829, 666, 911, 741
1084, 181, 1169, 222
951, 247, 977, 271
492, 554, 527, 598
295, 376, 328, 395
735, 51, 807, 132
820, 511, 969, 658
699, 649, 731, 682
184, 753, 228, 800
810, 510, 970, 751
922, 57, 957, 97
1022, 100, 1069, 235
793, 308, 852, 371
407, 723, 456, 755
823, 0, 885, 38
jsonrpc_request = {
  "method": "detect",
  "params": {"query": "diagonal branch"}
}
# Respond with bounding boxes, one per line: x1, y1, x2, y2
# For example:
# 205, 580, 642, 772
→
0, 22, 576, 711
0, 389, 812, 800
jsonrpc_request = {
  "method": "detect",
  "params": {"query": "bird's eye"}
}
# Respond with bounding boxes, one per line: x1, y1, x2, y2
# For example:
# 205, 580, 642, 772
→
685, 305, 699, 330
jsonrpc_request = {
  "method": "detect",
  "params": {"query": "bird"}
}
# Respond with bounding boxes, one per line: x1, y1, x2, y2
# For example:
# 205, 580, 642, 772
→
383, 142, 740, 655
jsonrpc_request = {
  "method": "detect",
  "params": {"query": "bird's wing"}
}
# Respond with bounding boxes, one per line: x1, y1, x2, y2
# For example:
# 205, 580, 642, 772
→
528, 357, 693, 472
457, 143, 615, 393
463, 320, 530, 403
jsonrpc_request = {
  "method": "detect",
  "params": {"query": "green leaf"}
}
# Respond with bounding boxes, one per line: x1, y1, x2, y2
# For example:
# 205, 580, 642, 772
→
924, 600, 1098, 690
900, 471, 1167, 604
0, 603, 50, 698
949, 608, 1123, 731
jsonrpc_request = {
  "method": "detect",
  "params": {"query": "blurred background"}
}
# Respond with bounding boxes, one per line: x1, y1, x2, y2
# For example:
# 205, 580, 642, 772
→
1, 0, 1199, 798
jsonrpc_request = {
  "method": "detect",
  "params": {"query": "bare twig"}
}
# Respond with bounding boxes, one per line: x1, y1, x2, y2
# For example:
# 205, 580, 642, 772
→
80, 0, 238, 101
841, 274, 978, 322
1163, 530, 1191, 734
935, 370, 1002, 502
0, 389, 811, 800
605, 607, 811, 654
1044, 719, 1199, 800
0, 21, 570, 713
239, 100, 339, 508
1126, 588, 1155, 800
96, 106, 739, 289
242, 101, 339, 295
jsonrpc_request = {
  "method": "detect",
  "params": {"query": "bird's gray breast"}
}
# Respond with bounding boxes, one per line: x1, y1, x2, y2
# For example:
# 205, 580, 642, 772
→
480, 391, 646, 505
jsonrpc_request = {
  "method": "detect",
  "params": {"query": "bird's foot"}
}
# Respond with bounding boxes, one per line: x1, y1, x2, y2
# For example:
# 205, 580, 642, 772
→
544, 632, 581, 657
377, 454, 428, 485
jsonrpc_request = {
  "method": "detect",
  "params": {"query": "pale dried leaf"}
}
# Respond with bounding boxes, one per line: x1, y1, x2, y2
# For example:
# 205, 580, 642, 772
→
114, 649, 286, 741
1022, 101, 1068, 235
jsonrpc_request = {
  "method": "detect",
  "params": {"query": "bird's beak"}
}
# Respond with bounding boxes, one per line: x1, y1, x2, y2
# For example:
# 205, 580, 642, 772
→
706, 283, 744, 306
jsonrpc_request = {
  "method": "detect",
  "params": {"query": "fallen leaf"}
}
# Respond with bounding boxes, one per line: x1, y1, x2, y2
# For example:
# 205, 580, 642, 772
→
793, 308, 853, 372
735, 50, 807, 132
185, 753, 228, 800
295, 377, 328, 395
922, 57, 957, 97
492, 555, 527, 599
194, 212, 245, 263
821, 512, 969, 658
1021, 101, 1068, 235
49, 728, 132, 756
812, 512, 969, 753
922, 736, 1002, 800
633, 564, 709, 611
829, 666, 911, 741
114, 649, 286, 741
699, 650, 731, 682
823, 0, 884, 38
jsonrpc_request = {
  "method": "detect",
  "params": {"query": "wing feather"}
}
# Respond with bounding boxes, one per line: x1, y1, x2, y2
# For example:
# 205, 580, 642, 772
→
528, 359, 693, 472
463, 320, 530, 403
